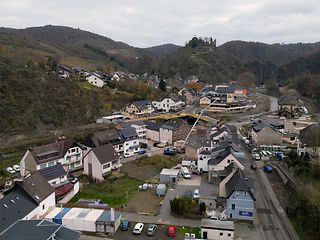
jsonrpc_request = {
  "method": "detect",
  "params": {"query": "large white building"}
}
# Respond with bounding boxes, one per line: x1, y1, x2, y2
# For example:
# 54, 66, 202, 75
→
86, 73, 105, 88
119, 128, 140, 157
201, 219, 234, 240
152, 98, 185, 112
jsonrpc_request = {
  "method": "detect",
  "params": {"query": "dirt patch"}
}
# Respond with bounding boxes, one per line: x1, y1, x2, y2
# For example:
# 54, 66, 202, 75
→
125, 188, 163, 215
266, 171, 288, 209
121, 155, 181, 181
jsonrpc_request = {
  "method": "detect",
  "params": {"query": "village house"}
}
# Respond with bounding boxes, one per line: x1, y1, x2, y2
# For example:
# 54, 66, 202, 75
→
20, 139, 84, 177
83, 129, 124, 156
201, 219, 235, 240
208, 146, 245, 183
159, 118, 192, 145
0, 173, 56, 232
145, 121, 162, 142
125, 100, 154, 116
119, 127, 140, 158
86, 72, 105, 88
278, 95, 300, 119
251, 121, 282, 147
83, 144, 121, 181
219, 169, 255, 221
118, 120, 147, 141
152, 98, 185, 112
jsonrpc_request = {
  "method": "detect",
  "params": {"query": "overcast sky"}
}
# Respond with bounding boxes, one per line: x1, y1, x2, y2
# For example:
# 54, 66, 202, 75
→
0, 0, 319, 48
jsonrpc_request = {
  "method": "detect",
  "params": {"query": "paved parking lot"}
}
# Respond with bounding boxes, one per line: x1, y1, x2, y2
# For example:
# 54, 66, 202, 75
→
112, 224, 184, 240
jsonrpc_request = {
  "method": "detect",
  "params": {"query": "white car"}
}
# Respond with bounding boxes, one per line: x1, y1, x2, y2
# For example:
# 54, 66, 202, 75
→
193, 189, 200, 199
13, 165, 20, 172
133, 223, 144, 235
6, 167, 16, 174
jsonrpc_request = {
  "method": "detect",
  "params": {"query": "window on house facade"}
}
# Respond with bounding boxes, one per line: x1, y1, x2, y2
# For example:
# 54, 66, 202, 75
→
244, 191, 247, 196
220, 233, 223, 236
39, 163, 46, 169
232, 204, 235, 209
48, 161, 55, 167
103, 163, 111, 169
236, 191, 239, 195
66, 156, 71, 161
228, 233, 231, 237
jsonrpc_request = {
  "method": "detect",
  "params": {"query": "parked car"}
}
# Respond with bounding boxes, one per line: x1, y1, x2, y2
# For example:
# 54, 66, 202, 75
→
251, 163, 257, 170
6, 167, 15, 174
147, 224, 157, 236
121, 220, 130, 231
163, 147, 176, 156
167, 225, 176, 237
254, 153, 261, 161
138, 149, 147, 155
181, 167, 191, 179
133, 223, 144, 235
193, 189, 200, 199
13, 165, 20, 172
263, 165, 273, 173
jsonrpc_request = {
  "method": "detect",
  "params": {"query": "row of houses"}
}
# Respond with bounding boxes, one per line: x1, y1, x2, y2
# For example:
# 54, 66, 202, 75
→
125, 97, 186, 116
181, 121, 255, 221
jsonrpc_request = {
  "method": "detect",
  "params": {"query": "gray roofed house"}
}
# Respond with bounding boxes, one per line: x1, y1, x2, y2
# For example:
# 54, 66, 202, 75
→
125, 100, 154, 116
38, 164, 67, 182
118, 120, 146, 129
119, 127, 138, 140
225, 169, 254, 199
0, 173, 55, 232
145, 121, 162, 131
83, 129, 124, 148
0, 219, 81, 240
83, 143, 121, 181
133, 100, 152, 109
278, 95, 299, 106
92, 144, 118, 165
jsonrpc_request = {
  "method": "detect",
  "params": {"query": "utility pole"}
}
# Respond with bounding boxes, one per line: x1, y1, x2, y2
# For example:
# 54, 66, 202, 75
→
181, 99, 217, 148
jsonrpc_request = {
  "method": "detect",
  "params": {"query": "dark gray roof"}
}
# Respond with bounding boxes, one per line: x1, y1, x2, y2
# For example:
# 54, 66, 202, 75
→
96, 210, 122, 223
0, 187, 38, 232
92, 144, 118, 165
225, 169, 255, 200
83, 128, 123, 148
0, 219, 81, 240
278, 95, 298, 106
216, 85, 236, 94
145, 121, 162, 131
38, 164, 67, 181
185, 135, 211, 149
4, 173, 54, 206
132, 100, 152, 109
252, 121, 267, 132
119, 127, 138, 140
161, 118, 186, 131
210, 127, 228, 139
208, 146, 234, 165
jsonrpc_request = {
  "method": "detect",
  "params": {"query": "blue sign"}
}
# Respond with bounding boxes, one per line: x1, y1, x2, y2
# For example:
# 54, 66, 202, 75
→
239, 211, 253, 217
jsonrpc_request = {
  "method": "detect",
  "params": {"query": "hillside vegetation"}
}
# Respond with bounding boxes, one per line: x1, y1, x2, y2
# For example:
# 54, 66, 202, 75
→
0, 54, 162, 134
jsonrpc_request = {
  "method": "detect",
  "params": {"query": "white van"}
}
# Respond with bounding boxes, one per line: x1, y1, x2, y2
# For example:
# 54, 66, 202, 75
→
181, 167, 191, 179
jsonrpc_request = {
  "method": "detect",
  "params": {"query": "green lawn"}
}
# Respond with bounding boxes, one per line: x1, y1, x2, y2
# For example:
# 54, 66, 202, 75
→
70, 174, 142, 207
177, 226, 201, 238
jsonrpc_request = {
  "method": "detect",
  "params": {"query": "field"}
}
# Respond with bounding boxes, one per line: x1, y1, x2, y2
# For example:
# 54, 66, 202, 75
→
121, 154, 181, 181
70, 173, 142, 208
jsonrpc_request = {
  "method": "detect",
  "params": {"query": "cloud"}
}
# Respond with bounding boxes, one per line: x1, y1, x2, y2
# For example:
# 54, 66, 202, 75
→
0, 0, 319, 47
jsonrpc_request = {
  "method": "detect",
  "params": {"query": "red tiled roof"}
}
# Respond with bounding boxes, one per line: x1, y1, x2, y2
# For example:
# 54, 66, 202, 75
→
55, 183, 74, 197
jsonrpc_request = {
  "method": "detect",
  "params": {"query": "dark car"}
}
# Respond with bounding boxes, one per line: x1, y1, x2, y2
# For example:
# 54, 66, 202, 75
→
163, 148, 176, 156
251, 163, 257, 170
121, 220, 130, 231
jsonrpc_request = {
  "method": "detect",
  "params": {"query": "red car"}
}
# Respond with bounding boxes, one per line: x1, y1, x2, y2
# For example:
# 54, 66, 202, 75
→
167, 225, 176, 237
